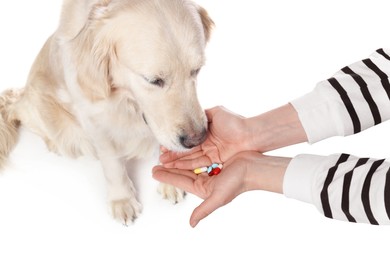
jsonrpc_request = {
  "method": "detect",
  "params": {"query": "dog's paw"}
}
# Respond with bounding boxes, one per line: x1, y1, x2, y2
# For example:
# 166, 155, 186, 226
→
158, 183, 186, 204
110, 198, 142, 226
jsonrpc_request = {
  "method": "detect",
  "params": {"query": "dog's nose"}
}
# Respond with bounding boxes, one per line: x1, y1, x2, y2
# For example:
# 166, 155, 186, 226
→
179, 128, 207, 149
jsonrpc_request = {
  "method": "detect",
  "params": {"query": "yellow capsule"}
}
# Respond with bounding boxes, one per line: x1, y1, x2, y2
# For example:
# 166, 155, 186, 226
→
194, 167, 208, 174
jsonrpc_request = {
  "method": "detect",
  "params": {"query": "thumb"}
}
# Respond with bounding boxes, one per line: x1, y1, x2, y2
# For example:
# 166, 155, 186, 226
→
189, 194, 226, 227
205, 106, 224, 122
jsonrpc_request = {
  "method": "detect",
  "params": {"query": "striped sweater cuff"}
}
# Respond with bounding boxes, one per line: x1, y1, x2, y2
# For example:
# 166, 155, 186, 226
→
283, 154, 327, 204
291, 48, 390, 144
290, 83, 351, 144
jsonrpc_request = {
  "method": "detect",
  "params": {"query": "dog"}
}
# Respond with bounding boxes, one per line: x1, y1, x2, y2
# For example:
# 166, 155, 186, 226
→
0, 0, 213, 224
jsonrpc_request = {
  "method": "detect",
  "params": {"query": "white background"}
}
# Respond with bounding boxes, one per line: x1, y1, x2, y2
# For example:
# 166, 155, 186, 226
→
0, 0, 390, 259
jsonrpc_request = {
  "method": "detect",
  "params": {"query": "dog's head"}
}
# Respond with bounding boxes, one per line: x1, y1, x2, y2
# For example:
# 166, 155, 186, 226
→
59, 0, 214, 151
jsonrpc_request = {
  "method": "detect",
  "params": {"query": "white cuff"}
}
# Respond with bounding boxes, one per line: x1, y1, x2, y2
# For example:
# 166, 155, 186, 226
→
290, 82, 350, 143
283, 154, 326, 204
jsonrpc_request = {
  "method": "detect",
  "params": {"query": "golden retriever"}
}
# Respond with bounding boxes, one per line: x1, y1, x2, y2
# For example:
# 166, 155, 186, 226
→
0, 0, 213, 224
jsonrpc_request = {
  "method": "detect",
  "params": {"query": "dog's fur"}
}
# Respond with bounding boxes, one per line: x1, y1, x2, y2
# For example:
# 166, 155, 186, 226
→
0, 0, 213, 224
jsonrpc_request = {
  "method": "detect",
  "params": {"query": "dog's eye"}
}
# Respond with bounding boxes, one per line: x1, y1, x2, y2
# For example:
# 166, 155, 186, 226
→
191, 68, 201, 77
144, 77, 165, 88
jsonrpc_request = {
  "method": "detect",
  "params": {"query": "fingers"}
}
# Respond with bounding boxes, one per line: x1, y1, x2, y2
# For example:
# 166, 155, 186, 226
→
163, 155, 212, 170
152, 166, 198, 194
206, 105, 245, 120
159, 146, 214, 170
159, 146, 202, 165
153, 162, 229, 228
189, 194, 226, 228
205, 106, 223, 122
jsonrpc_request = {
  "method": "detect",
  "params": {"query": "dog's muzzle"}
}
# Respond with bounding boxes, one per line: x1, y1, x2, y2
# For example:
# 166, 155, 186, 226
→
179, 127, 207, 149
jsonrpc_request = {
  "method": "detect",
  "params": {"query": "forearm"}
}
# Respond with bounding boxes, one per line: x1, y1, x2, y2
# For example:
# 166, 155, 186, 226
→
243, 103, 307, 152
245, 48, 390, 151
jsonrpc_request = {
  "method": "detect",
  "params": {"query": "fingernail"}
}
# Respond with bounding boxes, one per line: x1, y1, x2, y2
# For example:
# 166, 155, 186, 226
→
190, 219, 198, 228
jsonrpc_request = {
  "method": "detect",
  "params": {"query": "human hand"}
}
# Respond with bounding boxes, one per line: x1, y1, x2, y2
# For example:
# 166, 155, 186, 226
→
153, 151, 290, 227
159, 106, 252, 170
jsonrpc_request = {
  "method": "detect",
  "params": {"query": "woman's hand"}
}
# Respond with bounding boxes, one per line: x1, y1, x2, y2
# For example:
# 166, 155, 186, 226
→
153, 151, 290, 227
160, 104, 306, 171
160, 106, 252, 170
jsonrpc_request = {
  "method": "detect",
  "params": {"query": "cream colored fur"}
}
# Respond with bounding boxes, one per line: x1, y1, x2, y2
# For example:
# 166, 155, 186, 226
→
0, 0, 213, 224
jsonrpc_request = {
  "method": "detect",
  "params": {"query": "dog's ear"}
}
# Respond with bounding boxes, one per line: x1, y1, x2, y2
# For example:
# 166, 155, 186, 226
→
89, 0, 113, 20
57, 0, 113, 41
197, 6, 215, 42
75, 37, 115, 102
57, 0, 115, 101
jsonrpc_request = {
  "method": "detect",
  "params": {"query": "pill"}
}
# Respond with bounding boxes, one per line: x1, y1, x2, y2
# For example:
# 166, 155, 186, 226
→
194, 163, 223, 176
194, 167, 208, 174
208, 167, 221, 176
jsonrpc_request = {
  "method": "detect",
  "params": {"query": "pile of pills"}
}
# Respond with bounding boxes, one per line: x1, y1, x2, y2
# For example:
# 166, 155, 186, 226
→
194, 163, 223, 176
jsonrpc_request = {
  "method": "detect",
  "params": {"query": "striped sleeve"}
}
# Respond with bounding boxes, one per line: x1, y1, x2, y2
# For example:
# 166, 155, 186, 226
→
291, 48, 390, 143
284, 154, 390, 225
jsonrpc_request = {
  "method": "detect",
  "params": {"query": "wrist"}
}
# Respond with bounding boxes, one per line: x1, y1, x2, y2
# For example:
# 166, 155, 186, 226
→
244, 104, 307, 152
243, 153, 291, 194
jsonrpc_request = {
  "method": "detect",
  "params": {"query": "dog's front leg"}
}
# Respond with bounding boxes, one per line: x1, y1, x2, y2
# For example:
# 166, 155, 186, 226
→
99, 155, 142, 225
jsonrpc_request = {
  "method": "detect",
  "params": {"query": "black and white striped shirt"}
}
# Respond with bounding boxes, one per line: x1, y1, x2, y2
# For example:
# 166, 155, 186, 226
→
284, 48, 390, 225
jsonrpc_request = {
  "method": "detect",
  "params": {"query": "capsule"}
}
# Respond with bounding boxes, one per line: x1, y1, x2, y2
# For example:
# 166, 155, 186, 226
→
194, 167, 208, 174
208, 167, 221, 176
194, 163, 223, 176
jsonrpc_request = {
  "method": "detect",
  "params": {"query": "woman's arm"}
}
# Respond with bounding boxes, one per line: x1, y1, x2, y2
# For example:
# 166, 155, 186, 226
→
291, 48, 390, 143
285, 153, 390, 225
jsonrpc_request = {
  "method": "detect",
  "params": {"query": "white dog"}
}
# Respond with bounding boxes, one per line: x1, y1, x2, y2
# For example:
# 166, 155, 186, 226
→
0, 0, 213, 224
